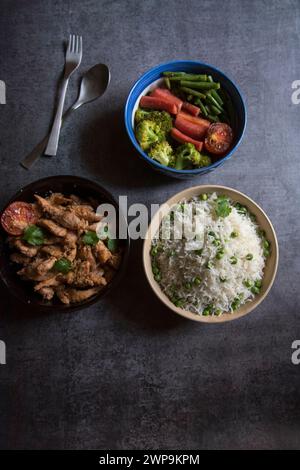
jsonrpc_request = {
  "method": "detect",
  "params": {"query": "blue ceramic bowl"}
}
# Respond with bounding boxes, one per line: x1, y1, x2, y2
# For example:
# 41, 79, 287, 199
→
125, 60, 247, 179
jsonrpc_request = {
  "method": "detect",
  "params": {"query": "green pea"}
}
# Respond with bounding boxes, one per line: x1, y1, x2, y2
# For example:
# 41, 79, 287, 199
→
193, 276, 202, 286
200, 193, 208, 201
230, 231, 238, 238
208, 231, 216, 237
202, 306, 212, 316
174, 299, 184, 308
216, 248, 225, 260
213, 239, 221, 247
251, 286, 260, 295
168, 249, 176, 257
151, 246, 158, 256
231, 297, 241, 310
246, 253, 253, 260
219, 276, 227, 283
263, 248, 270, 257
152, 265, 159, 275
214, 308, 222, 316
230, 256, 237, 265
263, 240, 270, 249
255, 279, 262, 288
185, 282, 192, 290
194, 249, 203, 256
206, 261, 213, 269
154, 272, 161, 282
243, 280, 253, 289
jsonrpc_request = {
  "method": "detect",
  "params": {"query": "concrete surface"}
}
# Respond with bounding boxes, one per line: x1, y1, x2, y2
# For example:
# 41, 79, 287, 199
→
0, 0, 299, 450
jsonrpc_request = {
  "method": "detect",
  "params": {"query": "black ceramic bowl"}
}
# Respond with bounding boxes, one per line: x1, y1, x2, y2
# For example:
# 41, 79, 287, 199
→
0, 175, 130, 312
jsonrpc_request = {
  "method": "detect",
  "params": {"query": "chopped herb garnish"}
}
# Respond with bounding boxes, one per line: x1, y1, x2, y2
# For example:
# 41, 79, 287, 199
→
82, 231, 99, 245
53, 257, 72, 274
23, 225, 45, 246
215, 196, 232, 218
107, 238, 118, 253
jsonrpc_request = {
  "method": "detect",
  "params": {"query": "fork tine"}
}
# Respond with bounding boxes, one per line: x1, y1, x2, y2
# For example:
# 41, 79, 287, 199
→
75, 35, 79, 53
79, 36, 83, 54
72, 34, 76, 52
67, 34, 72, 52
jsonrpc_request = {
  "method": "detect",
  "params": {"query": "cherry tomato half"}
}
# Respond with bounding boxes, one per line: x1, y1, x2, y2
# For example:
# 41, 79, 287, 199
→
1, 201, 38, 236
204, 123, 233, 155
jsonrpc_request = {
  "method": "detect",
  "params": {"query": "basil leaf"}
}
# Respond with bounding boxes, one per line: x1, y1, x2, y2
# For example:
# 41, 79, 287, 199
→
53, 258, 72, 274
107, 238, 118, 253
23, 224, 45, 246
215, 197, 232, 218
82, 231, 99, 245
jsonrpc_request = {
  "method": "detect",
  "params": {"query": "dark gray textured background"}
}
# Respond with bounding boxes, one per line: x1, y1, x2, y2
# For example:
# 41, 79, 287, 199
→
0, 0, 299, 450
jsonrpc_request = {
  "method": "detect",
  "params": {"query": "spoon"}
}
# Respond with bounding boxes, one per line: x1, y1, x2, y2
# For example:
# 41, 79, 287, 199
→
20, 63, 110, 169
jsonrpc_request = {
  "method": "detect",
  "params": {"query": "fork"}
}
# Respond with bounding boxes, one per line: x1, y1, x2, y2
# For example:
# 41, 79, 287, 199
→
45, 34, 82, 156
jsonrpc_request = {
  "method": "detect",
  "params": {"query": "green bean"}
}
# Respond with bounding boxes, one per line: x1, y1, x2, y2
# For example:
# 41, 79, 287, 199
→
208, 104, 222, 115
206, 93, 224, 112
246, 253, 253, 261
163, 71, 187, 77
180, 80, 220, 90
180, 86, 206, 99
187, 94, 193, 101
164, 77, 171, 89
208, 114, 220, 122
196, 98, 208, 116
211, 89, 224, 106
169, 73, 208, 82
230, 256, 238, 265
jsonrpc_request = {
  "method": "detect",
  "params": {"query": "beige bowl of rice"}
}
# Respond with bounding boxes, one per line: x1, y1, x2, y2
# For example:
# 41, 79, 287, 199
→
143, 185, 278, 323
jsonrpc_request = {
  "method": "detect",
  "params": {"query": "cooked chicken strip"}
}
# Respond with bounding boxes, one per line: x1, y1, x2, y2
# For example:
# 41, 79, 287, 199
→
13, 239, 39, 257
63, 230, 78, 246
64, 245, 77, 262
93, 240, 112, 264
38, 219, 67, 237
38, 286, 55, 300
49, 193, 73, 205
78, 244, 97, 270
35, 195, 87, 230
34, 275, 60, 291
41, 244, 64, 258
69, 204, 102, 223
87, 222, 99, 232
10, 253, 31, 265
36, 256, 57, 276
56, 286, 101, 304
43, 235, 62, 245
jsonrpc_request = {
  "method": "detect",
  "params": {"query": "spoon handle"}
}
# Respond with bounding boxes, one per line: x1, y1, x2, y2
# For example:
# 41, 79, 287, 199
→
20, 105, 76, 169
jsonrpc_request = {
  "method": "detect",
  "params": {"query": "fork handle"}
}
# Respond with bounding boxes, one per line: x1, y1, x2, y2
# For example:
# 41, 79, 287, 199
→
44, 77, 69, 156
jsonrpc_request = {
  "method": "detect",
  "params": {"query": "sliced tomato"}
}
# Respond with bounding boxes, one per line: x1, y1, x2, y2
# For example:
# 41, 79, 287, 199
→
204, 122, 233, 155
182, 102, 200, 116
1, 201, 39, 236
140, 95, 178, 114
150, 88, 183, 110
175, 113, 208, 140
171, 128, 203, 151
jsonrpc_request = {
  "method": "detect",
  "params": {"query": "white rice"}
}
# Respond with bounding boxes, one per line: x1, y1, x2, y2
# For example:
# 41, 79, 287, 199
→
151, 192, 268, 316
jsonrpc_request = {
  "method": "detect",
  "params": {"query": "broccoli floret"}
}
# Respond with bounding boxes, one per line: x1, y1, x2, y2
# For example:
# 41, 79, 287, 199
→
135, 108, 172, 134
135, 120, 164, 151
148, 141, 174, 167
135, 108, 150, 123
175, 143, 211, 169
